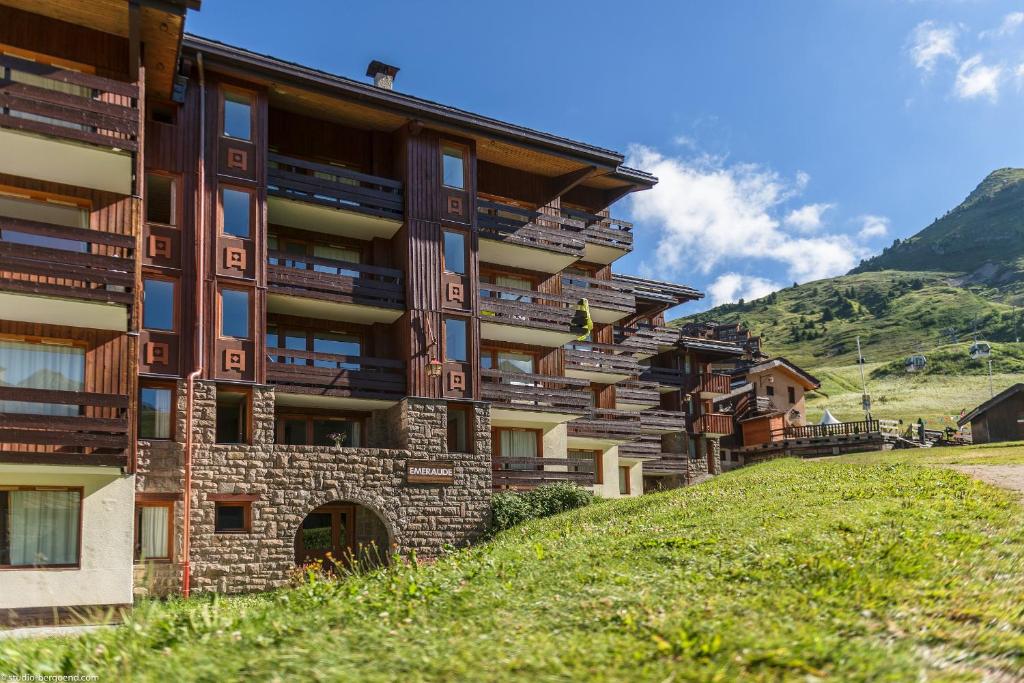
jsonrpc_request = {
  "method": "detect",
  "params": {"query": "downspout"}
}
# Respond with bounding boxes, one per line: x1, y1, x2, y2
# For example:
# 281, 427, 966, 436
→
183, 51, 206, 598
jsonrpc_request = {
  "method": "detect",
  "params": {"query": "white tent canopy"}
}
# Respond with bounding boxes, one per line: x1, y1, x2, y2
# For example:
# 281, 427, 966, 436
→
819, 409, 841, 425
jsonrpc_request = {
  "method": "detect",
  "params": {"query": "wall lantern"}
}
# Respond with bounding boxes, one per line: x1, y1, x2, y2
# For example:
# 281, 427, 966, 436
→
426, 358, 443, 378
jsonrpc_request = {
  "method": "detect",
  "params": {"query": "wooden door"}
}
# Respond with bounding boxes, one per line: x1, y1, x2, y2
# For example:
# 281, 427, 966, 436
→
295, 503, 355, 567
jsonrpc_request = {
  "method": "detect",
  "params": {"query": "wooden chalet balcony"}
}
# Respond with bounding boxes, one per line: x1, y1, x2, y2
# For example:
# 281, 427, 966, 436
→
492, 456, 595, 490
563, 342, 638, 383
638, 365, 686, 391
477, 199, 586, 273
773, 419, 880, 442
618, 434, 663, 460
615, 381, 661, 410
267, 153, 403, 240
566, 408, 642, 444
560, 275, 635, 323
642, 454, 689, 476
0, 387, 129, 467
266, 251, 403, 324
692, 413, 734, 437
688, 373, 732, 397
639, 410, 688, 434
614, 324, 679, 357
561, 207, 634, 264
481, 369, 590, 417
479, 285, 580, 347
0, 54, 137, 194
266, 348, 405, 403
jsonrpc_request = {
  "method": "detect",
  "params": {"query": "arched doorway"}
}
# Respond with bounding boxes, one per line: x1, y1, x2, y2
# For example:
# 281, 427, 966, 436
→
295, 501, 390, 569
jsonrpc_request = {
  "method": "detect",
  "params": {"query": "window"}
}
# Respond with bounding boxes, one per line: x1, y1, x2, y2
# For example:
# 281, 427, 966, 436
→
312, 244, 361, 277
220, 188, 251, 238
441, 145, 465, 189
149, 103, 176, 125
0, 488, 80, 567
312, 418, 360, 447
0, 193, 88, 252
220, 288, 250, 339
788, 386, 797, 404
143, 278, 175, 331
496, 427, 538, 470
215, 389, 248, 444
447, 404, 472, 453
561, 268, 590, 289
569, 449, 600, 484
145, 175, 176, 226
313, 331, 360, 370
134, 503, 171, 561
139, 385, 173, 439
214, 501, 250, 533
766, 385, 775, 397
445, 318, 468, 362
0, 340, 84, 416
443, 231, 466, 275
482, 274, 532, 302
619, 466, 631, 495
280, 418, 306, 445
222, 91, 252, 141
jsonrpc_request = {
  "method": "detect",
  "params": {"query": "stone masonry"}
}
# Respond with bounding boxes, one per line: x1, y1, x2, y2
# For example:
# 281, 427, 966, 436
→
136, 381, 492, 595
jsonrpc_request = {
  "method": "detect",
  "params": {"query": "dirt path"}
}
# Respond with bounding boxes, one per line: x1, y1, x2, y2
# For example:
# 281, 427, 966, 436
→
950, 465, 1024, 494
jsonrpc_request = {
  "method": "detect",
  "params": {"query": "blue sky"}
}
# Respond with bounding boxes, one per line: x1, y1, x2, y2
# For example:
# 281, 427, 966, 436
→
187, 1, 1024, 315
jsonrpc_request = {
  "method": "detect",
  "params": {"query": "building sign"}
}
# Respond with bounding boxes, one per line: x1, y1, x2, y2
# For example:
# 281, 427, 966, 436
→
407, 459, 455, 484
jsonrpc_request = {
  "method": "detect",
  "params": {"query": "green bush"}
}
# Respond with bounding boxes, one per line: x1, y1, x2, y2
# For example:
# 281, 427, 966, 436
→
490, 482, 594, 533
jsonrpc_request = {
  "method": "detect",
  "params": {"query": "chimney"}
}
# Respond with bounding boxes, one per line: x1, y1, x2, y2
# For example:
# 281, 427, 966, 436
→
366, 60, 399, 90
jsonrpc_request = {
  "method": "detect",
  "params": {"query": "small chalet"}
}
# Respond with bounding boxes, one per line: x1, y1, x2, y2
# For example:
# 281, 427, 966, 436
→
958, 384, 1024, 444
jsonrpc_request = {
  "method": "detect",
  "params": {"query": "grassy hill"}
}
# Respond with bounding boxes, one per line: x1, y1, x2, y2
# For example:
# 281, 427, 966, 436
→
5, 454, 1024, 680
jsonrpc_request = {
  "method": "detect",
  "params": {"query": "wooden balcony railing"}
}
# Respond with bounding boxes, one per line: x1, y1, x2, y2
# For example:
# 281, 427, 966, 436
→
564, 342, 639, 378
266, 348, 405, 401
561, 207, 633, 252
692, 413, 734, 436
639, 365, 686, 388
479, 284, 578, 333
689, 373, 732, 396
268, 153, 403, 221
773, 419, 880, 441
0, 54, 139, 151
0, 216, 135, 305
561, 274, 635, 313
480, 369, 590, 413
618, 435, 662, 459
639, 410, 688, 433
615, 381, 661, 408
643, 454, 689, 475
614, 324, 679, 355
0, 387, 129, 467
267, 251, 403, 310
477, 199, 585, 257
567, 409, 642, 441
492, 456, 595, 489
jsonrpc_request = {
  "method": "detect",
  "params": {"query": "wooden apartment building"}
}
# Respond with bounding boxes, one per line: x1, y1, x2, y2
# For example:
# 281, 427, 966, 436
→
0, 0, 740, 622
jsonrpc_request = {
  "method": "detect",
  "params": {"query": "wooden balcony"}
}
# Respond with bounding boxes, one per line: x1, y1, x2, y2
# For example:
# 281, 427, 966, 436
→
0, 54, 137, 194
560, 275, 635, 323
561, 207, 634, 264
266, 252, 403, 324
617, 434, 663, 460
638, 365, 686, 391
481, 369, 589, 423
692, 413, 734, 437
492, 456, 595, 490
639, 410, 688, 434
477, 199, 585, 272
614, 324, 679, 357
688, 373, 732, 398
642, 454, 689, 476
615, 381, 661, 410
267, 348, 405, 404
0, 387, 129, 467
267, 153, 403, 240
563, 342, 638, 383
773, 419, 880, 442
479, 285, 580, 347
567, 408, 642, 445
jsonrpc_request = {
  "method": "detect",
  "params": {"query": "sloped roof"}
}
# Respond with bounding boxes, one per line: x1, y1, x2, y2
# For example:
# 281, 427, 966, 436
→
744, 357, 821, 390
958, 383, 1024, 427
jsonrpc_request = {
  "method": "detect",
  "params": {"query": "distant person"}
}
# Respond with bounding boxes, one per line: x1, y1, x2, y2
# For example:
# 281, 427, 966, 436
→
917, 418, 926, 444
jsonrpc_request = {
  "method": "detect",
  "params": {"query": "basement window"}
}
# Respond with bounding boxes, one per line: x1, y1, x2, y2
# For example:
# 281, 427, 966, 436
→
214, 501, 250, 533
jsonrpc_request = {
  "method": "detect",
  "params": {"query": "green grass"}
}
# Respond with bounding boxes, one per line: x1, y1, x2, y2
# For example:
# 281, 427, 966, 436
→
6, 458, 1024, 681
832, 441, 1024, 466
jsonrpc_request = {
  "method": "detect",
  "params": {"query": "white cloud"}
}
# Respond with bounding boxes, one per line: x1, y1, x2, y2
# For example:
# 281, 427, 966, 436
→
980, 11, 1024, 39
954, 54, 1002, 100
857, 214, 890, 240
909, 20, 959, 72
707, 273, 782, 307
784, 203, 834, 233
626, 145, 870, 285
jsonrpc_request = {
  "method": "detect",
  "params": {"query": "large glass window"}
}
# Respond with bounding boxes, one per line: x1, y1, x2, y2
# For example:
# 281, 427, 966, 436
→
444, 318, 468, 362
497, 428, 537, 471
443, 231, 466, 275
0, 489, 80, 567
0, 340, 84, 416
266, 326, 307, 365
312, 418, 361, 447
313, 332, 360, 370
134, 504, 170, 561
312, 244, 360, 278
442, 145, 465, 189
0, 194, 88, 252
145, 175, 176, 226
223, 91, 252, 141
143, 278, 175, 331
139, 385, 172, 439
221, 188, 251, 238
220, 288, 250, 339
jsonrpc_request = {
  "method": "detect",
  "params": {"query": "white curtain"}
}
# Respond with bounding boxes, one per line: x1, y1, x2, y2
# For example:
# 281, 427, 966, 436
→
313, 244, 360, 278
140, 506, 169, 559
501, 429, 537, 471
496, 275, 532, 302
8, 67, 91, 131
9, 490, 80, 566
0, 341, 85, 416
